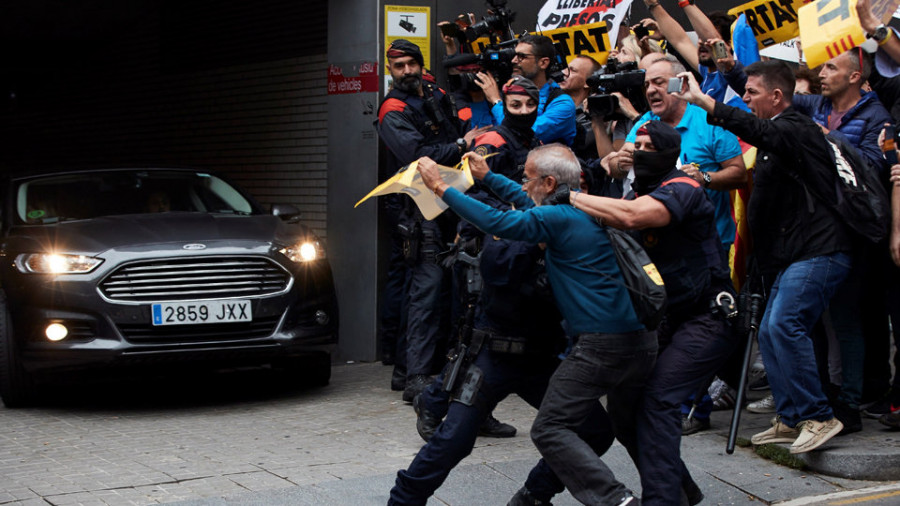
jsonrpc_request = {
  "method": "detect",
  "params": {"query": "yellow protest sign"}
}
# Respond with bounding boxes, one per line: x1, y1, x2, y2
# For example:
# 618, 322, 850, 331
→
798, 0, 866, 69
537, 22, 612, 65
727, 0, 812, 49
355, 159, 475, 220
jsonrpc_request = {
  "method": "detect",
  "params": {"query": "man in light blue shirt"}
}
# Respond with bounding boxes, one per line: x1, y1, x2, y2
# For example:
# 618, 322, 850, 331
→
610, 56, 746, 250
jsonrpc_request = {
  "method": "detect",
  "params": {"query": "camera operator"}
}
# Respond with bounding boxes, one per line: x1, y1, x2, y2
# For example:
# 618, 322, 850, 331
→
480, 35, 577, 146
416, 144, 655, 506
377, 39, 489, 401
560, 55, 601, 159
570, 120, 736, 506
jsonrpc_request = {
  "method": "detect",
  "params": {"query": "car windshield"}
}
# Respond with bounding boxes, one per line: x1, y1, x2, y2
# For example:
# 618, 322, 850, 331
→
15, 170, 256, 224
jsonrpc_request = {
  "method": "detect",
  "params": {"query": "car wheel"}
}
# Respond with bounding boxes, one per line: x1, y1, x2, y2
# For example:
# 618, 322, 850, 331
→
0, 290, 36, 408
277, 353, 331, 387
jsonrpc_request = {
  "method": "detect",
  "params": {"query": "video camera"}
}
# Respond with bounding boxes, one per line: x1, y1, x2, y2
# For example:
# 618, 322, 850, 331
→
442, 0, 518, 88
585, 58, 649, 122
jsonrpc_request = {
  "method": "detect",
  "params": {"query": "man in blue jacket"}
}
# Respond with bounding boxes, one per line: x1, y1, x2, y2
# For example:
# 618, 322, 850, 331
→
478, 35, 577, 146
416, 144, 655, 506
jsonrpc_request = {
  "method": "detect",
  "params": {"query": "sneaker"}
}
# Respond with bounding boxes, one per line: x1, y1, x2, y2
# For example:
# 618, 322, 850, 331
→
789, 418, 843, 454
412, 393, 442, 442
861, 397, 900, 419
402, 374, 432, 403
751, 416, 800, 445
479, 414, 517, 438
682, 415, 710, 435
879, 410, 900, 429
748, 373, 770, 391
507, 486, 554, 506
709, 378, 736, 410
747, 394, 776, 414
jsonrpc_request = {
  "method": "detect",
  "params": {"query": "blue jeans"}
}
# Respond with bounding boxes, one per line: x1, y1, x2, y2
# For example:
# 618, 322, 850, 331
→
531, 330, 658, 505
759, 253, 852, 427
388, 346, 614, 505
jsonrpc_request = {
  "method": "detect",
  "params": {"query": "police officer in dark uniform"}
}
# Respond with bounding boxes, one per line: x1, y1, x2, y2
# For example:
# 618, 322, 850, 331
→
469, 75, 540, 182
411, 76, 542, 441
570, 120, 736, 506
376, 39, 487, 400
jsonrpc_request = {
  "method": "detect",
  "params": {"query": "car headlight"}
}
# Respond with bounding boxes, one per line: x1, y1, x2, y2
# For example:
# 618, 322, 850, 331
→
279, 240, 326, 263
15, 253, 103, 274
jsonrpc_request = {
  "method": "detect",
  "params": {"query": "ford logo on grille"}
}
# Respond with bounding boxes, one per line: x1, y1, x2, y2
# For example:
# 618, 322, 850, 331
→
183, 243, 207, 250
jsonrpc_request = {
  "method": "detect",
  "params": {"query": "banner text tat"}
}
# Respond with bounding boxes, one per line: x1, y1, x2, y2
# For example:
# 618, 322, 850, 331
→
728, 0, 812, 49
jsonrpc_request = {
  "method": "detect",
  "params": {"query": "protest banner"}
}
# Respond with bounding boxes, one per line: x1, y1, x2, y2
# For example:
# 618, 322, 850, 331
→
727, 0, 811, 49
798, 0, 866, 68
536, 0, 633, 49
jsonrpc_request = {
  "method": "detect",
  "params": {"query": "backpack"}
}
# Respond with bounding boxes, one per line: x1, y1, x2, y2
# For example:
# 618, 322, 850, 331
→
795, 133, 890, 243
604, 225, 668, 330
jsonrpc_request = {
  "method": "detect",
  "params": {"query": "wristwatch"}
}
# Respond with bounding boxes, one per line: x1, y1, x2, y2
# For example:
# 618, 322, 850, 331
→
456, 138, 467, 154
870, 24, 889, 43
702, 172, 712, 188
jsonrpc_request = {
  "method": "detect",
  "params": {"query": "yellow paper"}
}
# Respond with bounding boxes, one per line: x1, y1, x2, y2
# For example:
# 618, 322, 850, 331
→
798, 0, 867, 69
355, 159, 475, 220
728, 0, 811, 49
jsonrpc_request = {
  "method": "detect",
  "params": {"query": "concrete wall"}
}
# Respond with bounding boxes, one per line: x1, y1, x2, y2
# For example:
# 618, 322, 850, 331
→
326, 0, 383, 361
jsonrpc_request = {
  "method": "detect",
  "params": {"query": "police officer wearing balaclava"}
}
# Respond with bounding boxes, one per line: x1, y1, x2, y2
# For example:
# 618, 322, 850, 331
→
569, 120, 736, 506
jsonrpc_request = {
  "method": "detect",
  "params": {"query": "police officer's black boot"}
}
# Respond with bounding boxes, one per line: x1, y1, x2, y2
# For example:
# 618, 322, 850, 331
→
391, 366, 407, 391
402, 374, 431, 402
479, 413, 517, 438
507, 486, 553, 506
412, 393, 442, 442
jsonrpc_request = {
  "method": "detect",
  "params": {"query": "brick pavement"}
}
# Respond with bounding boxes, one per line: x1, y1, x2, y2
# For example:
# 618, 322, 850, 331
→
0, 362, 543, 505
0, 361, 898, 505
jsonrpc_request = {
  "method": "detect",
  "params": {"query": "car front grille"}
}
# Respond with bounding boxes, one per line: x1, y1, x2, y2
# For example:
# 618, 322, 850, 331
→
117, 316, 281, 344
99, 256, 291, 302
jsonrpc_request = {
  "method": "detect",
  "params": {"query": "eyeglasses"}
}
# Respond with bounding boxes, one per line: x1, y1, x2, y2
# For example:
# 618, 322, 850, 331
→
514, 52, 534, 61
521, 174, 548, 185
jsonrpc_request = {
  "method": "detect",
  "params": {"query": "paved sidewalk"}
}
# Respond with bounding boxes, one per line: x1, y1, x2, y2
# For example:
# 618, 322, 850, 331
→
0, 361, 897, 505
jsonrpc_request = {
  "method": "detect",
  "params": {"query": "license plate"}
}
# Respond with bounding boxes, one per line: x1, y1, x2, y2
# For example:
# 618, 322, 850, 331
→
151, 300, 252, 326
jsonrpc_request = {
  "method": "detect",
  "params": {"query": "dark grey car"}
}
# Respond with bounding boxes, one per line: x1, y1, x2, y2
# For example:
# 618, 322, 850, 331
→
0, 168, 338, 407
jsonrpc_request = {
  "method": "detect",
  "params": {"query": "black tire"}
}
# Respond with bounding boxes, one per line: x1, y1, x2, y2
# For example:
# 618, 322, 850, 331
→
0, 290, 35, 407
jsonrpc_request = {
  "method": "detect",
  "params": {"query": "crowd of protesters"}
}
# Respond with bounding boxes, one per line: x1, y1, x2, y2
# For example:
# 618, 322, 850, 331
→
375, 0, 900, 503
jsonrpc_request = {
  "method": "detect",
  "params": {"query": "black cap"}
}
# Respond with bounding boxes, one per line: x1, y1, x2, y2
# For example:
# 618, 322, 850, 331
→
502, 76, 540, 103
386, 39, 425, 67
635, 120, 681, 152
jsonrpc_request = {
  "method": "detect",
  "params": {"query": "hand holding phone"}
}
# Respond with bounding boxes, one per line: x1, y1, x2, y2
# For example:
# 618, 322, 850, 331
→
633, 25, 650, 40
712, 41, 728, 61
667, 76, 685, 94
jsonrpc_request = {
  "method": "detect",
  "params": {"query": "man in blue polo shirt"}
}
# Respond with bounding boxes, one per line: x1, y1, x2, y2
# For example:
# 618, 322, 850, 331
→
609, 56, 746, 252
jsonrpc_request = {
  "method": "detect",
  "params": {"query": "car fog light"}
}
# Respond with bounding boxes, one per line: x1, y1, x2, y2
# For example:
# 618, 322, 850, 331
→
315, 310, 329, 325
45, 323, 68, 342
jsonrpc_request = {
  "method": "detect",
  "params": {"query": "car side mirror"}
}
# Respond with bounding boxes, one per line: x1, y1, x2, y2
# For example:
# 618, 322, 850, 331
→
271, 204, 301, 222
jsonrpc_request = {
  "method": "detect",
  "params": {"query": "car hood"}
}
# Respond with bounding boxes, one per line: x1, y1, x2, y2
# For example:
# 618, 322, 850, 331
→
4, 213, 307, 254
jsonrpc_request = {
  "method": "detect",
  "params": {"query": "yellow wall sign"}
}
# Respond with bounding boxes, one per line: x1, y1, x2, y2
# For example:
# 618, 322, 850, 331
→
537, 22, 612, 65
798, 0, 866, 69
727, 0, 812, 49
384, 5, 431, 90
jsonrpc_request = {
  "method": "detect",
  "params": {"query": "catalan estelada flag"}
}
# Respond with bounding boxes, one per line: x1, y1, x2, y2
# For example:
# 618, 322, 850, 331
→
729, 140, 756, 292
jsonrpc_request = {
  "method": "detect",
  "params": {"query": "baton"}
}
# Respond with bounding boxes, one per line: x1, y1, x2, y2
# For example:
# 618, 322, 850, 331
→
726, 293, 764, 454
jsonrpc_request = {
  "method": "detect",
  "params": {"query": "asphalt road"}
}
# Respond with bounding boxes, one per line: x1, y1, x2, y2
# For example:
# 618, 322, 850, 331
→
1, 361, 899, 505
